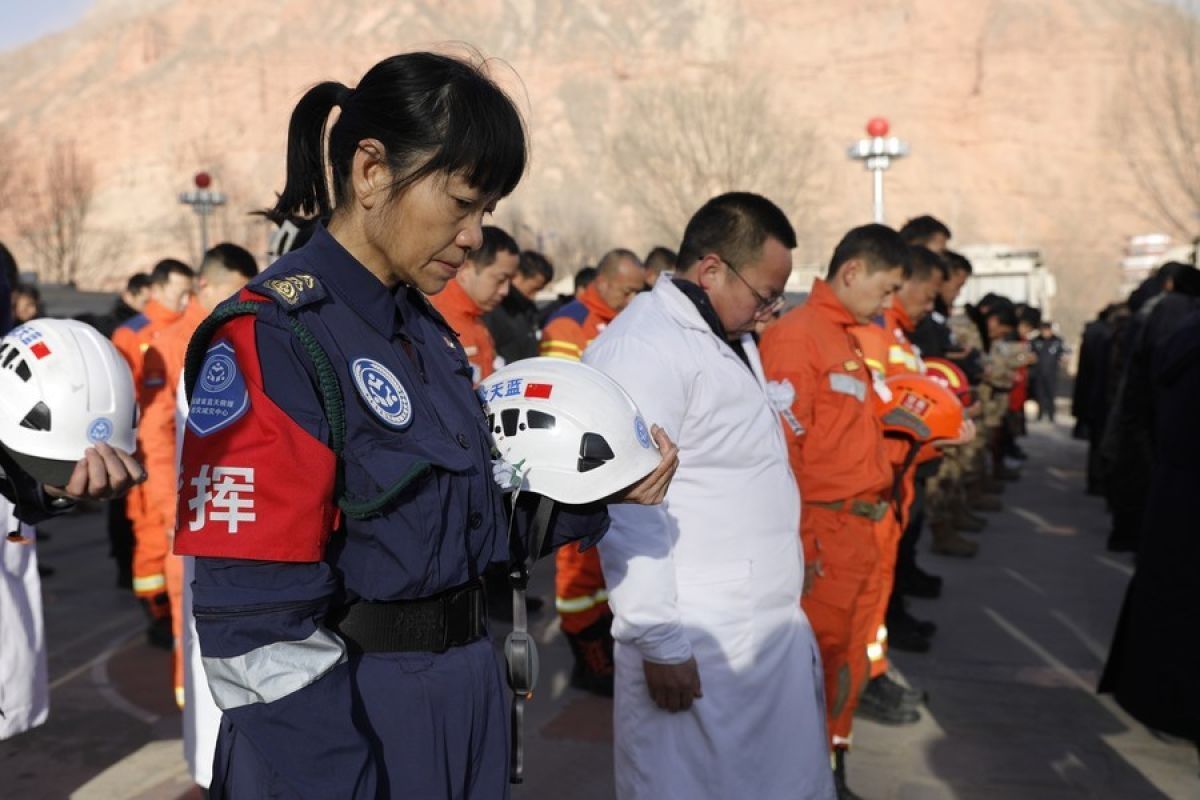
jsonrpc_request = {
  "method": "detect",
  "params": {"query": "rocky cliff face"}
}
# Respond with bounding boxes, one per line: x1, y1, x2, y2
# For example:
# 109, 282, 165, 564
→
0, 0, 1183, 336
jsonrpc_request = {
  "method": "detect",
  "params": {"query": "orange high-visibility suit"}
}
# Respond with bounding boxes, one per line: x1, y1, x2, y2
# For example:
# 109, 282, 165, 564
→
760, 279, 893, 749
140, 299, 206, 706
112, 299, 182, 607
428, 279, 499, 383
852, 299, 928, 680
541, 284, 617, 634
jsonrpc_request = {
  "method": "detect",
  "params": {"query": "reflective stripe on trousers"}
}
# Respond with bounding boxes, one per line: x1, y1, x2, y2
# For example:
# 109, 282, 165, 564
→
555, 588, 609, 614
201, 627, 347, 710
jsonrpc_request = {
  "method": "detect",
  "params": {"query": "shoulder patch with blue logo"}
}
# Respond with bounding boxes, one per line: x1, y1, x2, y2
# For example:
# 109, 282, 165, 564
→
352, 358, 413, 429
187, 341, 250, 436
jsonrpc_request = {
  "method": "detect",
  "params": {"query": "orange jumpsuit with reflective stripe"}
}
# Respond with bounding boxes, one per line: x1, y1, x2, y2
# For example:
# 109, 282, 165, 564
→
428, 279, 498, 383
852, 299, 926, 679
540, 285, 617, 634
760, 279, 893, 748
140, 299, 206, 706
112, 298, 181, 603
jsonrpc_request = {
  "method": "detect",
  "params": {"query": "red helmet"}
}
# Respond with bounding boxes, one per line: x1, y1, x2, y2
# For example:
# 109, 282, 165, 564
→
923, 357, 977, 406
879, 374, 965, 442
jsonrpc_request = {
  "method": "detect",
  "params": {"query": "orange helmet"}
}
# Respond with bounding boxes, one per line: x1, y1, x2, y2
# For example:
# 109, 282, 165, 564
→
922, 357, 977, 406
879, 373, 965, 442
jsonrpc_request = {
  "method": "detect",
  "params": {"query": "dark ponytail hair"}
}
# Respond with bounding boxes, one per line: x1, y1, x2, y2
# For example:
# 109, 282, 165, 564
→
271, 52, 527, 220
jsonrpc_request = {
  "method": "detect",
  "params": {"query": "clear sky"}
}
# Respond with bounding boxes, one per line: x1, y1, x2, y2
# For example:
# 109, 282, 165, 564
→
0, 1, 94, 53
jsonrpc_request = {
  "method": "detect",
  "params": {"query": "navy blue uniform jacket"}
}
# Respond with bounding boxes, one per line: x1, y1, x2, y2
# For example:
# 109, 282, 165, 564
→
177, 227, 608, 798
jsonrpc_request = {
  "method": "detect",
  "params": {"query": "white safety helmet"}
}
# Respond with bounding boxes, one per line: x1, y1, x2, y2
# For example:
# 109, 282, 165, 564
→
479, 358, 660, 504
0, 319, 137, 486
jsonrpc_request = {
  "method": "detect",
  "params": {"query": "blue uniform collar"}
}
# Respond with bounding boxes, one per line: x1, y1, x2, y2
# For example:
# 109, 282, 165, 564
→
300, 225, 425, 342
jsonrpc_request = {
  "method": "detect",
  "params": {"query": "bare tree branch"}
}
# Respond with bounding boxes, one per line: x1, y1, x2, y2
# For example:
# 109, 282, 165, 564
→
16, 141, 95, 285
609, 73, 819, 244
1116, 0, 1200, 238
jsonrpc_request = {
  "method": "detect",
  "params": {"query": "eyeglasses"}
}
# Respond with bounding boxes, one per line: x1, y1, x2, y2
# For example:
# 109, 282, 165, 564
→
721, 258, 785, 315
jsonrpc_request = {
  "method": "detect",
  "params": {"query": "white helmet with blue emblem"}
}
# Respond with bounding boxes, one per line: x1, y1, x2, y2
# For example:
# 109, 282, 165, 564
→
479, 357, 660, 504
0, 319, 137, 486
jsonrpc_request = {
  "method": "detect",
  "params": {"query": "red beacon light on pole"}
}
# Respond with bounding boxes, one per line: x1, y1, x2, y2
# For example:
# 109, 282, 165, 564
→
847, 117, 909, 223
179, 171, 226, 262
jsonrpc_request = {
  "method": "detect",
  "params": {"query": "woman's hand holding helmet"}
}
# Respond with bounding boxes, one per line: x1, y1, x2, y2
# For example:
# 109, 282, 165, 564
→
43, 443, 146, 501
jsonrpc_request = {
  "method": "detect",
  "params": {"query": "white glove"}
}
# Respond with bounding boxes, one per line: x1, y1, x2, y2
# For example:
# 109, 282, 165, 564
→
492, 457, 528, 492
765, 379, 795, 413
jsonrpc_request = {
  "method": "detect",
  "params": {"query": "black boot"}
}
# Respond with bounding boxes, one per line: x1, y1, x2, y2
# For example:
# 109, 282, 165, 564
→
142, 593, 174, 650
833, 748, 865, 800
886, 603, 935, 652
564, 615, 615, 697
856, 676, 921, 725
870, 672, 925, 709
898, 565, 942, 599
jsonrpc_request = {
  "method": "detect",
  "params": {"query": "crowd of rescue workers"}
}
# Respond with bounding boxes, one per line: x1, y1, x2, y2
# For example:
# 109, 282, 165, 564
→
2, 50, 1195, 800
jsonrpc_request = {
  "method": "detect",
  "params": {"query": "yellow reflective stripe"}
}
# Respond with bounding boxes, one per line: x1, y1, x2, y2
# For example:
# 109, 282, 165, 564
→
175, 686, 186, 708
133, 574, 166, 593
541, 351, 581, 362
864, 357, 886, 374
867, 642, 886, 662
539, 341, 582, 359
876, 624, 888, 643
555, 588, 609, 614
888, 345, 919, 370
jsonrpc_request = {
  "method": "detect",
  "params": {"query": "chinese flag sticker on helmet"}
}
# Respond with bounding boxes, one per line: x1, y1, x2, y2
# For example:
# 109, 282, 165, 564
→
479, 358, 659, 504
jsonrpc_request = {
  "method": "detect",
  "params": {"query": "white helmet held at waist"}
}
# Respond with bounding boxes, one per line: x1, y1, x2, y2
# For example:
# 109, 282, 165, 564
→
479, 357, 659, 505
0, 319, 137, 486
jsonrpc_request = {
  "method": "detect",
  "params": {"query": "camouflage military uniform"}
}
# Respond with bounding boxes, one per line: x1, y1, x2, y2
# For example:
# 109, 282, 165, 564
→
924, 314, 987, 555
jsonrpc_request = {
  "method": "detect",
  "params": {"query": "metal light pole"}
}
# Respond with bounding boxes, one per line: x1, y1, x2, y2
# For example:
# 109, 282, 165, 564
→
846, 117, 909, 223
179, 171, 226, 263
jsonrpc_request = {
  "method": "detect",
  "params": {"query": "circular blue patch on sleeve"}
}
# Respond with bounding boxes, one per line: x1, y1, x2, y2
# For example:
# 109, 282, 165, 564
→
351, 358, 413, 429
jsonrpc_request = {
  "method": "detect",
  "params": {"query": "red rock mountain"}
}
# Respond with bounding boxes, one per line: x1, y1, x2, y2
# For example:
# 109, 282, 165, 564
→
0, 0, 1188, 336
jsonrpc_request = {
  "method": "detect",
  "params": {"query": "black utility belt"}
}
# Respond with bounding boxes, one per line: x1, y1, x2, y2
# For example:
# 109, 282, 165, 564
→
327, 580, 487, 654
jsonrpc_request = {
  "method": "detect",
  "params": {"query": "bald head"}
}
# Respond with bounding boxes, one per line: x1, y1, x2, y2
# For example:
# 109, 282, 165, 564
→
593, 248, 645, 312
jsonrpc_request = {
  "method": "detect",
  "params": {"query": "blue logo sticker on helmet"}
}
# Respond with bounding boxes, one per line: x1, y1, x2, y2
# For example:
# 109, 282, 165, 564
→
634, 416, 652, 449
187, 341, 250, 437
352, 358, 413, 429
87, 418, 113, 443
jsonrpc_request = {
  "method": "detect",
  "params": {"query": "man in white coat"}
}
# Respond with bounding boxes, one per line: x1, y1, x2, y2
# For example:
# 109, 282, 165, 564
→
586, 193, 834, 799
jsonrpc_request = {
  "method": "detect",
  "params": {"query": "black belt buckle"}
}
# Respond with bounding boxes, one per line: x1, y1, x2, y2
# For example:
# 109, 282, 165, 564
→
439, 583, 482, 653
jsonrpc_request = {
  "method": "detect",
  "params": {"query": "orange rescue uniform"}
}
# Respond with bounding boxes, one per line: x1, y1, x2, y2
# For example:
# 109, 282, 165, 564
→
540, 284, 617, 633
428, 279, 499, 383
140, 299, 207, 706
112, 298, 182, 603
760, 279, 893, 749
852, 299, 927, 679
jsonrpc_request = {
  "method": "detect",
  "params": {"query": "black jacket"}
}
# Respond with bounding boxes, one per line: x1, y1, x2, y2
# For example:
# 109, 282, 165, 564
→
1099, 309, 1200, 739
484, 290, 541, 364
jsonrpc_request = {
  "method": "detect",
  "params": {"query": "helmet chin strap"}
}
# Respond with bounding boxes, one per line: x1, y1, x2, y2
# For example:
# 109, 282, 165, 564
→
504, 478, 555, 784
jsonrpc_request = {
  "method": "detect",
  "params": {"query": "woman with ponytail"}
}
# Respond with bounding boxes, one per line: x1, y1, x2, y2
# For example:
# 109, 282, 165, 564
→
173, 52, 677, 798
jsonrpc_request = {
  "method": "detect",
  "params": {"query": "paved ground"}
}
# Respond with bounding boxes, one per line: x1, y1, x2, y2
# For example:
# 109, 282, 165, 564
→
1, 414, 1196, 799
